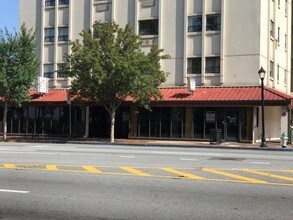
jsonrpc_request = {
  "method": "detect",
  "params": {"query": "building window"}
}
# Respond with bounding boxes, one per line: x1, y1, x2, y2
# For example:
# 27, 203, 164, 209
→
188, 16, 202, 32
205, 57, 220, 73
44, 64, 54, 78
139, 19, 158, 35
187, 58, 201, 74
57, 63, 67, 78
270, 61, 274, 78
44, 28, 55, 42
285, 0, 288, 16
270, 20, 275, 38
278, 0, 280, 8
45, 0, 55, 7
206, 14, 221, 31
277, 27, 280, 43
59, 0, 69, 5
58, 27, 68, 41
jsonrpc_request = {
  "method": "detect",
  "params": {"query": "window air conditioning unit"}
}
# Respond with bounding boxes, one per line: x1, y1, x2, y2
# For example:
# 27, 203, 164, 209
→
142, 39, 153, 46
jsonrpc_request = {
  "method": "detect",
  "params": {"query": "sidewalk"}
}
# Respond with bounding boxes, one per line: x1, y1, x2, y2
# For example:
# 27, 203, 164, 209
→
4, 135, 293, 151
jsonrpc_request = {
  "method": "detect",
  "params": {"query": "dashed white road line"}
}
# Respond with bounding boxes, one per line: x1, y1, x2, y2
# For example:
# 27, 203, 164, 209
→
119, 155, 136, 158
0, 152, 70, 155
180, 158, 198, 161
250, 162, 270, 165
0, 189, 30, 194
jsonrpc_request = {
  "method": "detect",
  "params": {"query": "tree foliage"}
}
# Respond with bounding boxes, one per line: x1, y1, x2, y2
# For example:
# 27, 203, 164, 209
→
60, 21, 169, 142
0, 24, 39, 140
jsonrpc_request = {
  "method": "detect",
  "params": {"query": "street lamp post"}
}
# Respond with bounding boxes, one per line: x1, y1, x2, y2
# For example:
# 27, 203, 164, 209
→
258, 67, 268, 148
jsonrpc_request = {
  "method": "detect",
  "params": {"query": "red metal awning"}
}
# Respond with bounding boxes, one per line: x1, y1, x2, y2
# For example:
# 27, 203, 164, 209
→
127, 86, 292, 107
29, 90, 69, 103
10, 86, 291, 107
157, 86, 291, 101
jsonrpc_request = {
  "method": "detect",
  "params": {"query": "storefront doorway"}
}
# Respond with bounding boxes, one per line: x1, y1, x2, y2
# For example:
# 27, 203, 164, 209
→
224, 110, 239, 142
89, 107, 129, 138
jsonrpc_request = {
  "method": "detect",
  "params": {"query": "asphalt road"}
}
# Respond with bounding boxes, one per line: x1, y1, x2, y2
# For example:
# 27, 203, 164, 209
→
0, 142, 292, 219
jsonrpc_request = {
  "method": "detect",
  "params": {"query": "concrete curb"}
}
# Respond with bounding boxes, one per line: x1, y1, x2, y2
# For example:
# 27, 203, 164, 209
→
58, 141, 293, 152
4, 138, 293, 152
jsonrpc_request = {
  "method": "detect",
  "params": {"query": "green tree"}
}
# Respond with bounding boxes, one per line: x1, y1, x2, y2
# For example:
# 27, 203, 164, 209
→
60, 21, 169, 142
0, 24, 39, 140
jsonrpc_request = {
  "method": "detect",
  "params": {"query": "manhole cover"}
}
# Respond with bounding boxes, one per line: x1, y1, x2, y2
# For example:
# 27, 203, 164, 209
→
209, 157, 245, 161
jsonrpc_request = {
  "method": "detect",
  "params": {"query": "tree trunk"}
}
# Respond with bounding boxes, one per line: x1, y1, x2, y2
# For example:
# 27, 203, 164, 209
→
3, 101, 8, 141
110, 109, 116, 143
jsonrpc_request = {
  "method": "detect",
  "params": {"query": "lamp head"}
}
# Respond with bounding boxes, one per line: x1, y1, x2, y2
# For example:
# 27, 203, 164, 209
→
258, 67, 266, 80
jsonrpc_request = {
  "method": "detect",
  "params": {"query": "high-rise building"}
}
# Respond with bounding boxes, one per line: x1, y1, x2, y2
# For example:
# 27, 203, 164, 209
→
16, 0, 293, 143
20, 0, 291, 92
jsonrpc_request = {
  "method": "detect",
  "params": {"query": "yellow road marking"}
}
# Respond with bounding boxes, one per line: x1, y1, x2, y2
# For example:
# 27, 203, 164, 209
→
244, 170, 293, 182
3, 164, 17, 169
1, 163, 293, 186
120, 166, 151, 176
82, 166, 102, 174
280, 170, 293, 173
202, 168, 268, 184
161, 167, 205, 180
45, 165, 58, 171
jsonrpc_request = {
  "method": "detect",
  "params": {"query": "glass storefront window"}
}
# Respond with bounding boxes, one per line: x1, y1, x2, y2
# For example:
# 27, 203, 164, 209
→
72, 107, 85, 136
171, 107, 184, 138
138, 108, 150, 137
137, 107, 185, 139
27, 107, 36, 134
160, 108, 171, 138
193, 108, 204, 138
150, 108, 160, 137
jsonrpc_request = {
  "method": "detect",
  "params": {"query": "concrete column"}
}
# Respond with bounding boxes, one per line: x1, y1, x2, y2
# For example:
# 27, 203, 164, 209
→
185, 107, 193, 138
53, 0, 58, 87
201, 0, 206, 85
84, 106, 90, 138
67, 0, 73, 87
183, 0, 188, 85
220, 0, 225, 84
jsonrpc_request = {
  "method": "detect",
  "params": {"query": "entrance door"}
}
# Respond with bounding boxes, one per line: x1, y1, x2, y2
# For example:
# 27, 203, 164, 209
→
225, 111, 239, 142
89, 107, 110, 138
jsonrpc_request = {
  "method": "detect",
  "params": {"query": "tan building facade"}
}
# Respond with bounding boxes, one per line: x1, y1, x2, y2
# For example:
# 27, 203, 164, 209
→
17, 0, 293, 143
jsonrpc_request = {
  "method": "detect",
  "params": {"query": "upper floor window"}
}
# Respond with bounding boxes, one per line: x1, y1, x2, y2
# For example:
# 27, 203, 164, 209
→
139, 19, 158, 35
206, 57, 220, 73
59, 0, 69, 5
44, 28, 55, 42
45, 0, 55, 7
187, 58, 201, 74
57, 63, 67, 78
188, 16, 202, 32
58, 27, 69, 41
206, 14, 221, 31
270, 61, 274, 78
44, 64, 54, 78
270, 20, 275, 38
277, 27, 280, 44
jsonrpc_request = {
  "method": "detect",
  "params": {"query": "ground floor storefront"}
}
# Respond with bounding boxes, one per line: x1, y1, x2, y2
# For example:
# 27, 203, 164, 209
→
132, 107, 253, 142
0, 86, 291, 143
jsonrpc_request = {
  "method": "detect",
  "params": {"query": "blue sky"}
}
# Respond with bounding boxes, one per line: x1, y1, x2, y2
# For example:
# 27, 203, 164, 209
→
0, 0, 18, 33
